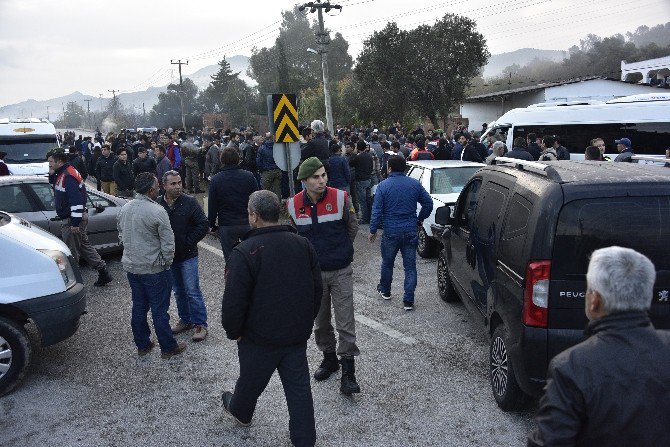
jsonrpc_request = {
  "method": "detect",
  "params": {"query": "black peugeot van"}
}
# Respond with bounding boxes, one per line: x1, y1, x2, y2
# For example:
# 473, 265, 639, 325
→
433, 157, 670, 411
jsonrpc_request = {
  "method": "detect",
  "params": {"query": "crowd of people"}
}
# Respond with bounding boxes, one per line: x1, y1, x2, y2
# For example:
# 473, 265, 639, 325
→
44, 120, 670, 447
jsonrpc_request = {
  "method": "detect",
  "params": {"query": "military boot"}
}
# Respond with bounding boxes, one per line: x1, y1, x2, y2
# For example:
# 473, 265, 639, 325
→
340, 357, 361, 395
94, 268, 113, 287
313, 351, 339, 381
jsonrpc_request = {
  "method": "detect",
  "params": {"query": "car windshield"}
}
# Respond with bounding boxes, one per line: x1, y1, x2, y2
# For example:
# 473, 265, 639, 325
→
430, 167, 481, 194
0, 137, 58, 163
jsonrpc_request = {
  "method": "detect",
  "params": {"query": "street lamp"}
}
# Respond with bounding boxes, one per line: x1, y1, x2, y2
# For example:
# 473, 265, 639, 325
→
168, 88, 186, 130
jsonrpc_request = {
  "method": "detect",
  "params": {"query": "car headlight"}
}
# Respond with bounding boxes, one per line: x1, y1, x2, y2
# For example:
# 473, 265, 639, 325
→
39, 249, 77, 289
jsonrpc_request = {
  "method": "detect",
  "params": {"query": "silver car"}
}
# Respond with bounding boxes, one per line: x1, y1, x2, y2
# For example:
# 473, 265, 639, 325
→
0, 176, 126, 253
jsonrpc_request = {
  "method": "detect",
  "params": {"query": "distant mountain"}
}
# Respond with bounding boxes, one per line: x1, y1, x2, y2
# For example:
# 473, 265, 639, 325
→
482, 48, 567, 78
0, 55, 252, 121
0, 91, 109, 122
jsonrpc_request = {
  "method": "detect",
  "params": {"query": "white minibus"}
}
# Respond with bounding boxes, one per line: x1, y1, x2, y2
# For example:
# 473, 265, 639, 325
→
482, 93, 670, 159
0, 118, 60, 175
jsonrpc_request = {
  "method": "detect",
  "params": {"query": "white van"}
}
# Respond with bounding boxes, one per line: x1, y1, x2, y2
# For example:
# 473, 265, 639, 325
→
0, 210, 86, 395
482, 93, 670, 159
0, 118, 60, 176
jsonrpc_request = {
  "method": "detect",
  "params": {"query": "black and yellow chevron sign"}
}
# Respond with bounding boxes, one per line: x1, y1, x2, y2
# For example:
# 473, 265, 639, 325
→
272, 94, 299, 143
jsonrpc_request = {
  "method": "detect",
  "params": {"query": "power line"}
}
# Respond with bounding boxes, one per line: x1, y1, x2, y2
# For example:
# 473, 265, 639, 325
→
186, 22, 282, 61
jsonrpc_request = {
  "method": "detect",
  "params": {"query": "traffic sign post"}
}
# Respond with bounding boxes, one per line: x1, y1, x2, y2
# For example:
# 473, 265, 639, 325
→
268, 93, 301, 197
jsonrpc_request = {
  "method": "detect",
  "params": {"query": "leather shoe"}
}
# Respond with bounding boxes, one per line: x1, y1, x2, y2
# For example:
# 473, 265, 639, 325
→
137, 341, 155, 356
171, 321, 194, 334
192, 326, 208, 342
161, 342, 187, 359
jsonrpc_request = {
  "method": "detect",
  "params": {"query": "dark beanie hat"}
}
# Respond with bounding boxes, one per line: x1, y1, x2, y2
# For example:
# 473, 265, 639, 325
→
297, 157, 324, 180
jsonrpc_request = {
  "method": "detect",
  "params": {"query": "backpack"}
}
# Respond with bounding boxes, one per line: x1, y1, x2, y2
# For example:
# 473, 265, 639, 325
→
540, 150, 558, 161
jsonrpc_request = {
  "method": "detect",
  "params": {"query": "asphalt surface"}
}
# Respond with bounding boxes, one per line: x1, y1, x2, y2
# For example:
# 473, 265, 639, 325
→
0, 218, 537, 446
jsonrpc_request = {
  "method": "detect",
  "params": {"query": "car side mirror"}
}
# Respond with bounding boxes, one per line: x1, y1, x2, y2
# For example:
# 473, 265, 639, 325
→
94, 204, 105, 213
434, 205, 453, 225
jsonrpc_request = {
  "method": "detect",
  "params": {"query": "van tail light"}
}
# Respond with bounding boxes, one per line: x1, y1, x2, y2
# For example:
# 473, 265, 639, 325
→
523, 261, 550, 328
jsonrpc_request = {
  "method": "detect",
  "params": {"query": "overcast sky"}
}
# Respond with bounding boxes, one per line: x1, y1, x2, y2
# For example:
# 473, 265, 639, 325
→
1, 0, 669, 107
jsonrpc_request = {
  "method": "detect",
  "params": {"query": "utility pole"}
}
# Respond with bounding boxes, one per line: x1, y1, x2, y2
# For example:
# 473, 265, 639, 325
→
46, 106, 50, 121
84, 99, 92, 129
108, 89, 118, 118
299, 1, 341, 135
171, 60, 189, 130
170, 60, 188, 86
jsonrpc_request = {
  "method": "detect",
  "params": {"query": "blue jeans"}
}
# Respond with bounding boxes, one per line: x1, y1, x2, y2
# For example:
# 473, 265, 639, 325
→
170, 256, 208, 327
355, 179, 372, 223
127, 270, 177, 353
379, 232, 419, 304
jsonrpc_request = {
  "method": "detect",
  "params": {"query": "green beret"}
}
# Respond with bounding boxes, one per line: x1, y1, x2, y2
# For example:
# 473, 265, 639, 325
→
297, 157, 324, 180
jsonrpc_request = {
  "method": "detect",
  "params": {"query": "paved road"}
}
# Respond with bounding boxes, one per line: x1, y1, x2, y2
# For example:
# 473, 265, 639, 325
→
0, 226, 536, 446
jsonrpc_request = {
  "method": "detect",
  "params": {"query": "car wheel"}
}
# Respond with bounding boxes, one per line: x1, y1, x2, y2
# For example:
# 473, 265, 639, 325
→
490, 325, 525, 411
0, 316, 31, 397
417, 226, 437, 258
437, 252, 458, 302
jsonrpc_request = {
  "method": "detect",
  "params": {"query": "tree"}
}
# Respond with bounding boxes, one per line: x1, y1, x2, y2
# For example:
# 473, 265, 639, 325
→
248, 6, 353, 96
353, 23, 414, 125
406, 14, 490, 127
151, 78, 200, 129
200, 57, 241, 112
354, 15, 489, 128
61, 101, 85, 128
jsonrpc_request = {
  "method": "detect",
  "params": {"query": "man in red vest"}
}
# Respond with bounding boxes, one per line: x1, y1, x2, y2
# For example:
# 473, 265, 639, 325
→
287, 157, 361, 395
48, 149, 113, 287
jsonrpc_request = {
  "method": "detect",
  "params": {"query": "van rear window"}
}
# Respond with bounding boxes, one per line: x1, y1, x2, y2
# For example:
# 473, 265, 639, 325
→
552, 197, 670, 278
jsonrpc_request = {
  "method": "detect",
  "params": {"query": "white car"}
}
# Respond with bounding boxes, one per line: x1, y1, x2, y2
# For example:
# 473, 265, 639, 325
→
0, 210, 86, 395
406, 160, 484, 257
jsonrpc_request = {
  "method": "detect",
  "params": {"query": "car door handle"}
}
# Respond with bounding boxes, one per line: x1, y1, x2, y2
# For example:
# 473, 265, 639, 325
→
467, 240, 477, 268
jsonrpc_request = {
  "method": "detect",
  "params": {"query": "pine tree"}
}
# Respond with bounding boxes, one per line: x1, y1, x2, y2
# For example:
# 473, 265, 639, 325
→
210, 57, 240, 97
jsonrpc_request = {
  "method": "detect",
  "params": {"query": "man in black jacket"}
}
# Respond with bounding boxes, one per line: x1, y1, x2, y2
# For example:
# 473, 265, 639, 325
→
348, 141, 374, 224
95, 145, 117, 195
300, 120, 330, 171
221, 190, 322, 447
526, 133, 542, 160
68, 145, 88, 180
528, 246, 670, 447
113, 149, 134, 198
461, 136, 488, 163
208, 148, 259, 261
132, 146, 157, 176
506, 137, 535, 161
159, 170, 210, 342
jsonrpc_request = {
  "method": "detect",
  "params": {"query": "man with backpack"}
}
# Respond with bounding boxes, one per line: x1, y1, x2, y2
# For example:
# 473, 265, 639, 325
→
539, 136, 559, 161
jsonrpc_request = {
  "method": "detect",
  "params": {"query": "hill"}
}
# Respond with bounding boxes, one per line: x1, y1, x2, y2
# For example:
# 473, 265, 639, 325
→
483, 48, 567, 78
0, 56, 252, 120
